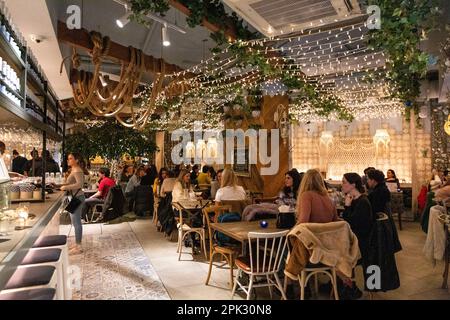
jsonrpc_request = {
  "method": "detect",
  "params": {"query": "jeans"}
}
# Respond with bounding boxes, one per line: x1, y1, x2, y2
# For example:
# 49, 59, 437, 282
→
82, 197, 104, 221
70, 194, 85, 244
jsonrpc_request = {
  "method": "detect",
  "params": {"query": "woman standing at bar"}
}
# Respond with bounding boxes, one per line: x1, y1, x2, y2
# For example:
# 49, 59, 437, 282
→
59, 153, 86, 254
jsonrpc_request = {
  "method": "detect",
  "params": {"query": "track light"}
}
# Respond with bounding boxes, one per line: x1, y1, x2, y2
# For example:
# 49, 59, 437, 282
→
116, 11, 131, 28
99, 74, 108, 87
162, 24, 170, 47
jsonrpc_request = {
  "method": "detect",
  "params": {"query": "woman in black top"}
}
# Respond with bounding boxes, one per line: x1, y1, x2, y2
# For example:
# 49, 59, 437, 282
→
385, 169, 400, 190
342, 173, 374, 267
367, 169, 391, 214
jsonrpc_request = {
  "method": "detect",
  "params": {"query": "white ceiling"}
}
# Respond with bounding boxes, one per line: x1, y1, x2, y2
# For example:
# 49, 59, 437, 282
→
4, 0, 245, 100
5, 0, 73, 99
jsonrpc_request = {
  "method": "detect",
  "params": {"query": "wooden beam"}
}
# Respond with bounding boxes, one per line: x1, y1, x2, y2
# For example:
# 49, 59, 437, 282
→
57, 20, 186, 75
168, 0, 237, 41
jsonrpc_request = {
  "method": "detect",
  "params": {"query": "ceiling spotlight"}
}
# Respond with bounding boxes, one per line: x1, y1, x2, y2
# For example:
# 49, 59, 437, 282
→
162, 24, 170, 47
116, 11, 131, 28
99, 74, 108, 87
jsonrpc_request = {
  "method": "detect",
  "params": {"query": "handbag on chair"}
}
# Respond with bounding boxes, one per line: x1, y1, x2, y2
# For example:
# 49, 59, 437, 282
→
276, 211, 296, 229
65, 190, 82, 214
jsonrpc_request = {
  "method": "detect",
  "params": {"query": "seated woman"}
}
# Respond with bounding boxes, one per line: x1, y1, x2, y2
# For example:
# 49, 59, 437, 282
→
125, 166, 145, 211
153, 167, 168, 197
385, 169, 401, 190
141, 164, 158, 186
119, 165, 133, 183
214, 168, 246, 204
242, 169, 302, 221
429, 169, 443, 191
172, 169, 194, 203
160, 170, 176, 196
210, 169, 223, 200
296, 169, 339, 224
341, 173, 374, 273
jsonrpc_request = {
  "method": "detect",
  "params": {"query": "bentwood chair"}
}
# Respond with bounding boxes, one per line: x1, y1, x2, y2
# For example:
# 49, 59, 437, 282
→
219, 200, 252, 216
203, 205, 241, 290
232, 230, 289, 300
173, 202, 208, 261
253, 197, 278, 205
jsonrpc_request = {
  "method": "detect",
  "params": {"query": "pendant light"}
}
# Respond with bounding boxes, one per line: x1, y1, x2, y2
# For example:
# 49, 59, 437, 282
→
162, 23, 170, 47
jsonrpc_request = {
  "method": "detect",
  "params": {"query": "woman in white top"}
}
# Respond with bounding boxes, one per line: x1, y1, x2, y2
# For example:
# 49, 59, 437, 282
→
215, 168, 246, 203
429, 169, 443, 191
172, 169, 194, 203
160, 171, 177, 197
58, 153, 87, 254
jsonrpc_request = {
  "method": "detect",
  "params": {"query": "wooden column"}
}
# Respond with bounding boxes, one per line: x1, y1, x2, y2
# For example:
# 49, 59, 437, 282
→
410, 109, 418, 218
233, 95, 291, 197
155, 132, 165, 172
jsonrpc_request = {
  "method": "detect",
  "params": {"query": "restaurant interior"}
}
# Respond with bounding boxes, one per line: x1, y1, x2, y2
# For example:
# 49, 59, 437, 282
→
0, 0, 449, 301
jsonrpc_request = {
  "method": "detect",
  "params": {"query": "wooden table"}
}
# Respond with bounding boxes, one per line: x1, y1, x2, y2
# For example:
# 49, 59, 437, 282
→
211, 219, 288, 255
82, 189, 98, 197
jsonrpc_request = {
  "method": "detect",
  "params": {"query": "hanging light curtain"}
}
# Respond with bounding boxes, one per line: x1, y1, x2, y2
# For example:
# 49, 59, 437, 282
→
185, 142, 195, 159
373, 129, 390, 159
206, 137, 218, 159
196, 139, 206, 160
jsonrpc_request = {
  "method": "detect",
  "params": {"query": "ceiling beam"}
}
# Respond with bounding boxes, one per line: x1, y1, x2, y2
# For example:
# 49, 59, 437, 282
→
168, 0, 237, 41
57, 20, 187, 75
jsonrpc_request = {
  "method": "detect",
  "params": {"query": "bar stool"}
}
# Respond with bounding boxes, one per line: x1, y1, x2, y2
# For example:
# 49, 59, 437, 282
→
0, 288, 56, 300
31, 235, 70, 299
19, 248, 64, 300
1, 266, 59, 299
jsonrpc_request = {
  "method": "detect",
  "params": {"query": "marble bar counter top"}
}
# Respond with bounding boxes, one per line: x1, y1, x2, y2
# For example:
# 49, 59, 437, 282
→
0, 191, 66, 291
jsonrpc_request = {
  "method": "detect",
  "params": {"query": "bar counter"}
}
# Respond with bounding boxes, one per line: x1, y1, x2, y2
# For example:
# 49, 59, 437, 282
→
0, 191, 66, 291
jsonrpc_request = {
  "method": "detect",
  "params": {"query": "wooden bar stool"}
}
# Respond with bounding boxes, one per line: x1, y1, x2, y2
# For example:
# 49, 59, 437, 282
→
19, 248, 64, 300
0, 288, 56, 300
31, 235, 70, 299
1, 266, 60, 299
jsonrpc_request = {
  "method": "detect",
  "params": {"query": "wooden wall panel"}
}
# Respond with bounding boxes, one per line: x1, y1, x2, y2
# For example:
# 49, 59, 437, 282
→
235, 95, 290, 197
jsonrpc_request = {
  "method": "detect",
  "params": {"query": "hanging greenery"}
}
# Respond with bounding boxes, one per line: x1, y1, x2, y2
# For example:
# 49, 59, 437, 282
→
128, 0, 258, 46
364, 0, 441, 103
65, 120, 159, 161
129, 0, 170, 26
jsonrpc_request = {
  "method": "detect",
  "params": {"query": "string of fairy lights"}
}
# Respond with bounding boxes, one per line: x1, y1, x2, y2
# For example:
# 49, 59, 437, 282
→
133, 20, 408, 129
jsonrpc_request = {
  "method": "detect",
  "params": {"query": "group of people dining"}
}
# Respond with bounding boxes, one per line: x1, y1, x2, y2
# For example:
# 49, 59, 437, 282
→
54, 151, 405, 298
151, 163, 403, 299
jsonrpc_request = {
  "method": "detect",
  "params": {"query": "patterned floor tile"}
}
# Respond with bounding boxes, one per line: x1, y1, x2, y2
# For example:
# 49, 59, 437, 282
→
69, 231, 170, 300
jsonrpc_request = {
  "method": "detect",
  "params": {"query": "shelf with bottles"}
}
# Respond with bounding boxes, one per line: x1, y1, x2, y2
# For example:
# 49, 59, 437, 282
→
25, 96, 44, 122
0, 11, 25, 70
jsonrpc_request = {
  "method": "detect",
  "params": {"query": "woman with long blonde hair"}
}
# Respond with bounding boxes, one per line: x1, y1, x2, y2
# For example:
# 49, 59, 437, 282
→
296, 169, 338, 223
172, 169, 194, 202
214, 168, 246, 203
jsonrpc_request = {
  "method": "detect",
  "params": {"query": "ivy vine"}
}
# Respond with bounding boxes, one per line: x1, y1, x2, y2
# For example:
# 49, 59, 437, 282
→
364, 0, 440, 102
128, 0, 258, 46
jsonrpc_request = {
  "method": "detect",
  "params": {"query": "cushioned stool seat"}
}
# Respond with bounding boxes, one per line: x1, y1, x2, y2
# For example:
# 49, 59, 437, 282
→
33, 235, 67, 248
4, 266, 56, 290
0, 288, 56, 300
21, 249, 62, 265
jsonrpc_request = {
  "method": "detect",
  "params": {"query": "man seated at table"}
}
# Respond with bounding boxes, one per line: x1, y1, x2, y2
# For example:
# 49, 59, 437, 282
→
197, 165, 211, 186
82, 167, 116, 221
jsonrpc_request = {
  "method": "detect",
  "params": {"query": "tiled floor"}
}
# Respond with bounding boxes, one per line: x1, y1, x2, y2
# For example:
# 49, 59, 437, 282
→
61, 218, 450, 300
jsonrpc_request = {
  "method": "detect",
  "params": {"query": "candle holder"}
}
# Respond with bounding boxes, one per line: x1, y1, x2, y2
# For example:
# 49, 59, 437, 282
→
15, 205, 29, 231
